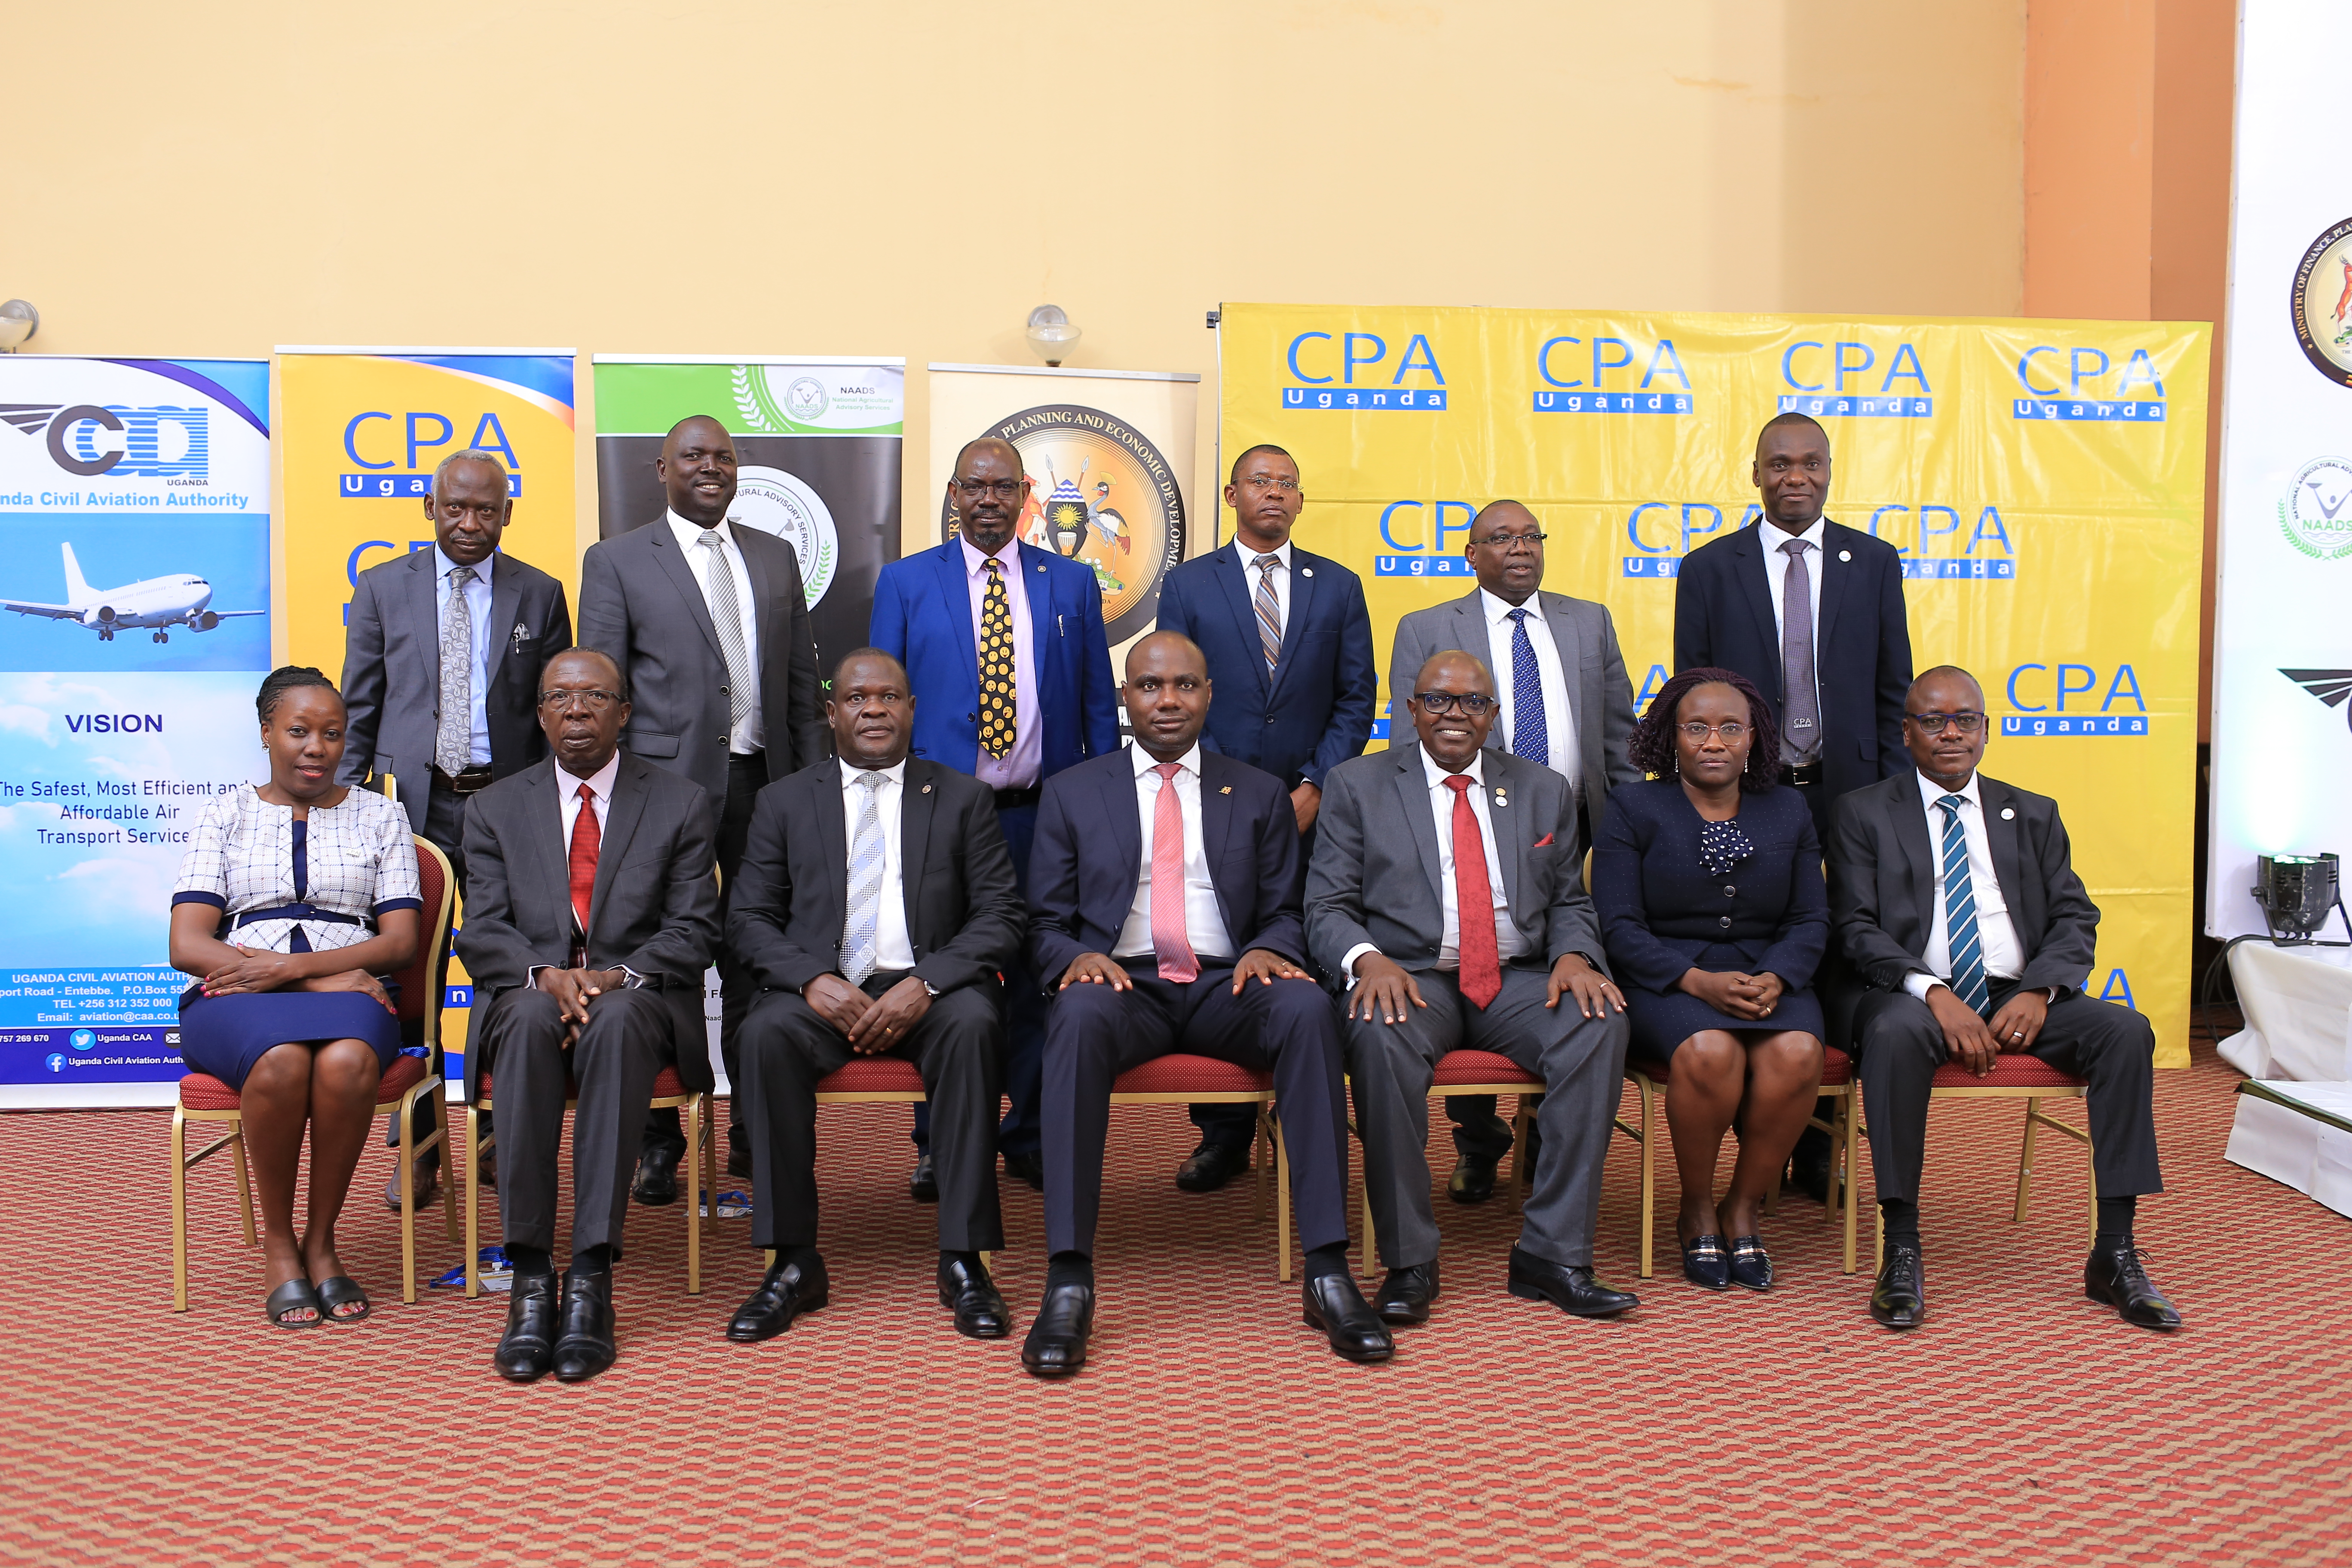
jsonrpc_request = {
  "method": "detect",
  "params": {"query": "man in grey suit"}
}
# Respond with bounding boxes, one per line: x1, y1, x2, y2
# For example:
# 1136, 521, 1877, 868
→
579, 414, 829, 1198
340, 447, 571, 1208
1309, 649, 1637, 1326
1387, 499, 1641, 1202
458, 649, 722, 1384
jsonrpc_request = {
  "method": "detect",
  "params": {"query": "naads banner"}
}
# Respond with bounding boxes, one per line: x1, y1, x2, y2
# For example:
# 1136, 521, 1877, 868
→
1218, 303, 2208, 1065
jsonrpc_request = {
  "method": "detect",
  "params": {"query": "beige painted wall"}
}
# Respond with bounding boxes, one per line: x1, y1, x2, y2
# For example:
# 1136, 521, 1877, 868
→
0, 1, 2028, 555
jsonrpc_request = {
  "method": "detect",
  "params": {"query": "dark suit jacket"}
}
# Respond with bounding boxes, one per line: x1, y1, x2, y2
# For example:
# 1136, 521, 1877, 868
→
1026, 748, 1305, 987
577, 516, 828, 806
868, 540, 1119, 781
1305, 742, 1608, 981
1825, 770, 2100, 1018
728, 757, 1024, 998
1154, 542, 1375, 790
454, 752, 721, 1098
338, 547, 572, 835
1672, 519, 1912, 802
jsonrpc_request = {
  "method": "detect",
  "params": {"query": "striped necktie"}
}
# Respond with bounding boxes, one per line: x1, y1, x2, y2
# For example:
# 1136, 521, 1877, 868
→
1253, 553, 1283, 674
1505, 606, 1548, 768
841, 771, 888, 985
1935, 794, 1992, 1017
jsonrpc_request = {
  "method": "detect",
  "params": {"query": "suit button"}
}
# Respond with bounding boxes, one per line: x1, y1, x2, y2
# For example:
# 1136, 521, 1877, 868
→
1266, 715, 1277, 725
967, 712, 976, 722
1718, 916, 1733, 929
1724, 885, 1736, 897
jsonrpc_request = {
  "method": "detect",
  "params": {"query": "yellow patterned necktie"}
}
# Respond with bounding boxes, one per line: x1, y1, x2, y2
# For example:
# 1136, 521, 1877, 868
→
979, 557, 1017, 759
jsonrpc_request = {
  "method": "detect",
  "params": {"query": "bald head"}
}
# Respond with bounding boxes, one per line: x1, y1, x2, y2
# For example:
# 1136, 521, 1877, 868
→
658, 414, 738, 525
1126, 628, 1206, 679
1124, 630, 1210, 760
955, 436, 1022, 474
950, 436, 1029, 553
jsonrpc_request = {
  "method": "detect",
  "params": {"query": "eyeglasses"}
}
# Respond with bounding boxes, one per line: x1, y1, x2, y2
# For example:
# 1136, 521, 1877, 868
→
1677, 720, 1748, 742
1238, 476, 1300, 493
1411, 691, 1496, 717
1473, 531, 1547, 551
538, 689, 624, 711
1905, 710, 1986, 734
954, 479, 1025, 500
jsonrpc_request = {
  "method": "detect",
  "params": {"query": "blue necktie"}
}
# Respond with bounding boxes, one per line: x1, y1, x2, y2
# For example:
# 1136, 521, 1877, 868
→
1506, 607, 1549, 767
1936, 794, 1991, 1017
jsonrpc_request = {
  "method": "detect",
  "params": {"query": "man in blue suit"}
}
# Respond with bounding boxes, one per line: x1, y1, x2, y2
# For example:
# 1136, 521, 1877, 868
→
871, 435, 1119, 1194
1153, 443, 1374, 1191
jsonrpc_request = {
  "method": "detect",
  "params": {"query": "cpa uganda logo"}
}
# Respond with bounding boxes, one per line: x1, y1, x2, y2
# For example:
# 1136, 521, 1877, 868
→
2281, 458, 2352, 561
2283, 669, 2352, 731
940, 403, 1188, 643
2291, 219, 2352, 386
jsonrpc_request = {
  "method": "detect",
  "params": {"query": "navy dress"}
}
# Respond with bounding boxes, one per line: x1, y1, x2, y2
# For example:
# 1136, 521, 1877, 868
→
1591, 778, 1828, 1062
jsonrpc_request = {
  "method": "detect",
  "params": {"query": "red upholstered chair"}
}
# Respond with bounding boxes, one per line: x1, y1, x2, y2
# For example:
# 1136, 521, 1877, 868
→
1354, 1049, 1546, 1274
1111, 1054, 1289, 1280
169, 836, 460, 1309
1870, 1050, 2095, 1268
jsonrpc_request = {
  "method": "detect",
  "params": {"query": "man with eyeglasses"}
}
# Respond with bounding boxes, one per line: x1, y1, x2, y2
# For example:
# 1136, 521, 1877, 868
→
1826, 665, 2177, 1333
871, 436, 1119, 1200
1388, 499, 1641, 1204
1151, 443, 1375, 1193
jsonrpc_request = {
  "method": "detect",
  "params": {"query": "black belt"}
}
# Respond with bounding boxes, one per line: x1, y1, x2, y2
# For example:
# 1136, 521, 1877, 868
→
230, 903, 368, 931
1780, 762, 1824, 787
992, 786, 1041, 811
432, 764, 495, 796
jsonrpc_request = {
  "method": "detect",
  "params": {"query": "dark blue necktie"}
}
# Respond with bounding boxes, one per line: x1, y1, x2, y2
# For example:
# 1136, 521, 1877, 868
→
1506, 607, 1548, 767
1936, 794, 1991, 1017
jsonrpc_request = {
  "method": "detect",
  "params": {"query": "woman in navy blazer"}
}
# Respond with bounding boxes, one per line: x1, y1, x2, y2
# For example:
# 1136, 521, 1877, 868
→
1592, 667, 1827, 1293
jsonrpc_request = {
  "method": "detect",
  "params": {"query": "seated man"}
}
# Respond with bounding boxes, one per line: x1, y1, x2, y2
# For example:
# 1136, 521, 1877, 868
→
1020, 631, 1388, 1376
723, 649, 1025, 1344
458, 649, 721, 1384
1312, 650, 1637, 1326
1827, 664, 2179, 1332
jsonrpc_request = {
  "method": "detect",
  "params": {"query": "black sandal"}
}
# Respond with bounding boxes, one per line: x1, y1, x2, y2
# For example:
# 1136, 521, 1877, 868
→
265, 1278, 324, 1328
315, 1275, 371, 1323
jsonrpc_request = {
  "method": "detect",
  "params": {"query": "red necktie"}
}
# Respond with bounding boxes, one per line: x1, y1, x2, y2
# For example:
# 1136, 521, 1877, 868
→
568, 781, 600, 943
1150, 761, 1200, 983
1445, 775, 1501, 1009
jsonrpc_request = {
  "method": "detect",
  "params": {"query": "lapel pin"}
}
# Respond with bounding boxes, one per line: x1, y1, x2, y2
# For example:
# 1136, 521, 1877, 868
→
2001, 806, 2015, 820
1838, 550, 1852, 562
1220, 785, 1233, 795
1301, 567, 1314, 577
922, 783, 933, 793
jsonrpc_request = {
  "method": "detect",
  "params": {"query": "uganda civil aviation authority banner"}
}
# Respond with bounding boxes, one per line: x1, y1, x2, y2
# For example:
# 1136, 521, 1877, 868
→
1219, 304, 2207, 1065
0, 356, 273, 1106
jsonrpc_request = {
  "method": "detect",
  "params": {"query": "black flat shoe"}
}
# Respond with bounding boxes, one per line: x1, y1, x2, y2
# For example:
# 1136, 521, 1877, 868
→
631, 1143, 682, 1207
1373, 1261, 1439, 1324
1507, 1246, 1638, 1318
264, 1278, 323, 1329
1727, 1237, 1774, 1293
315, 1275, 371, 1323
1447, 1149, 1500, 1205
909, 1150, 938, 1203
494, 1273, 558, 1381
551, 1270, 617, 1383
1786, 1124, 1833, 1205
727, 1256, 829, 1343
1001, 1149, 1045, 1193
1020, 1282, 1093, 1376
2084, 1240, 2181, 1330
1681, 1233, 1731, 1290
937, 1254, 1010, 1339
1302, 1274, 1394, 1363
1175, 1140, 1252, 1193
1871, 1242, 1926, 1330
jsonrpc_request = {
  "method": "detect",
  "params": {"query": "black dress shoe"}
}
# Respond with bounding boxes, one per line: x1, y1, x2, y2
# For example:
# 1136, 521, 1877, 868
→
1681, 1233, 1731, 1290
551, 1269, 618, 1382
1020, 1282, 1093, 1376
1727, 1236, 1774, 1292
1786, 1124, 1833, 1205
1447, 1149, 1500, 1204
1175, 1140, 1251, 1193
494, 1272, 558, 1381
1302, 1273, 1395, 1363
1002, 1149, 1045, 1192
1871, 1241, 1927, 1329
937, 1254, 1010, 1339
1372, 1261, 1439, 1324
631, 1142, 682, 1207
908, 1150, 938, 1203
726, 1141, 752, 1179
1507, 1246, 1639, 1318
726, 1256, 829, 1343
2084, 1240, 2181, 1330
383, 1158, 441, 1213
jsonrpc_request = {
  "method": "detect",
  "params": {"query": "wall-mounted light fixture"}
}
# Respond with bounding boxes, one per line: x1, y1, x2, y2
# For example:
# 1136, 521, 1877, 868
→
1026, 304, 1079, 367
0, 300, 37, 352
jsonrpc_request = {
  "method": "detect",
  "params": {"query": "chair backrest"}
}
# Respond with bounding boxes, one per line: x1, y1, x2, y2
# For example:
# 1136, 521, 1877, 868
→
388, 836, 456, 1057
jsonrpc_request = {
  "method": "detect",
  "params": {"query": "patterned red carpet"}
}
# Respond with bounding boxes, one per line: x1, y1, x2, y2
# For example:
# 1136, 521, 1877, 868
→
1, 1033, 2341, 1565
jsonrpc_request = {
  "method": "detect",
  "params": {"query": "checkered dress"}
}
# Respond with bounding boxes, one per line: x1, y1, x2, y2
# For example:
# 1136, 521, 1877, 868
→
172, 785, 421, 953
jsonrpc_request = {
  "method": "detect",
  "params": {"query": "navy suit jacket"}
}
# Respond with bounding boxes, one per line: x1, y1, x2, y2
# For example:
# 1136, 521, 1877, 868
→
1672, 518, 1913, 802
870, 540, 1119, 781
1154, 542, 1375, 790
1026, 747, 1306, 989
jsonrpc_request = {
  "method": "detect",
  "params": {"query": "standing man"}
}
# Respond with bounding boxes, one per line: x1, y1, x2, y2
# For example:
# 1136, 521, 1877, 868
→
870, 436, 1119, 1198
578, 414, 828, 1201
1389, 499, 1642, 1204
340, 447, 571, 1209
1152, 442, 1375, 1193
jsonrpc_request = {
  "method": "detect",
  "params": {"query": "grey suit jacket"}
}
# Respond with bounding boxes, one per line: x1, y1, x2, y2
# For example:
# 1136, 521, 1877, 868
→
576, 515, 828, 807
454, 751, 722, 1099
1387, 588, 1640, 829
337, 547, 572, 836
1306, 742, 1608, 982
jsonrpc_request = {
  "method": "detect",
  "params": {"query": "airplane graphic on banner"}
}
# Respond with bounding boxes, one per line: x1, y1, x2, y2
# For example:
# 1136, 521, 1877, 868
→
2, 542, 263, 643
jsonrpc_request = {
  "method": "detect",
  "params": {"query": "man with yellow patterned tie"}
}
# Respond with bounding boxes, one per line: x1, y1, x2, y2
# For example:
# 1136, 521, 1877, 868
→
872, 437, 1120, 1194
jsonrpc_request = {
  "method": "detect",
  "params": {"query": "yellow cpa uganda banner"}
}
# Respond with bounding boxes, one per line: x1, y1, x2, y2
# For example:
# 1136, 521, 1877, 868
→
1218, 304, 2207, 1066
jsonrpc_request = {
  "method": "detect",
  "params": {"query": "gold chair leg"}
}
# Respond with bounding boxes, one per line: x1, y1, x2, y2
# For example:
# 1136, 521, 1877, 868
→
684, 1093, 702, 1296
465, 1106, 483, 1299
2085, 1118, 2100, 1250
1638, 1076, 1655, 1280
1841, 1089, 1859, 1275
1274, 1116, 1292, 1284
397, 1093, 418, 1305
171, 1108, 190, 1311
1253, 1104, 1268, 1223
438, 1085, 460, 1242
2014, 1097, 2042, 1223
230, 1122, 255, 1246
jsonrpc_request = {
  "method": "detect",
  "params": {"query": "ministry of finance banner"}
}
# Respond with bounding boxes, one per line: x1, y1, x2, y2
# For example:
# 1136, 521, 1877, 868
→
1218, 303, 2207, 1065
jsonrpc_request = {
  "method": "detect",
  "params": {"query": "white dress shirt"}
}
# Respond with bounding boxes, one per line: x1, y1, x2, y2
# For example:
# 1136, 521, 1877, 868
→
1342, 749, 1523, 983
1236, 537, 1293, 638
961, 536, 1042, 790
1902, 769, 2043, 1001
1112, 743, 1236, 963
1761, 516, 1826, 730
433, 545, 494, 767
1478, 588, 1580, 793
666, 509, 764, 755
541, 749, 643, 985
840, 757, 916, 974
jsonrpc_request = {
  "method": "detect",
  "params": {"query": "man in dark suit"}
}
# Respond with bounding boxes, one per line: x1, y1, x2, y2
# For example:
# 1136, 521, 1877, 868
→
340, 447, 571, 1209
1017, 632, 1387, 1376
1675, 411, 1913, 1199
1389, 499, 1642, 1203
457, 648, 722, 1383
1312, 649, 1638, 1327
1827, 665, 2178, 1332
870, 436, 1119, 1199
722, 649, 1025, 1346
1153, 442, 1375, 1191
578, 414, 828, 1199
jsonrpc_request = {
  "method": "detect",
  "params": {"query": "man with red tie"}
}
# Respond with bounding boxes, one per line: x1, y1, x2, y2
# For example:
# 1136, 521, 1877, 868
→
1017, 631, 1387, 1377
1308, 650, 1637, 1327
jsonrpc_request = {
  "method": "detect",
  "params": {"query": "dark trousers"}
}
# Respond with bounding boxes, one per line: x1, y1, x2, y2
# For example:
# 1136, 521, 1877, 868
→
914, 800, 1045, 1158
742, 973, 1005, 1253
648, 750, 764, 1157
482, 984, 675, 1259
390, 776, 472, 1163
1191, 818, 1317, 1150
1851, 982, 2162, 1208
1041, 965, 1351, 1258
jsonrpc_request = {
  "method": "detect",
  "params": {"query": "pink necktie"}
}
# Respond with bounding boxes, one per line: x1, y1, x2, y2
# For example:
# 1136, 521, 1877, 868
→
1150, 761, 1199, 983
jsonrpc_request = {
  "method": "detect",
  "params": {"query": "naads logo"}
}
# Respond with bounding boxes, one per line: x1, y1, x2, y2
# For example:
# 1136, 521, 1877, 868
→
2282, 669, 2352, 732
2280, 458, 2352, 562
2290, 218, 2352, 387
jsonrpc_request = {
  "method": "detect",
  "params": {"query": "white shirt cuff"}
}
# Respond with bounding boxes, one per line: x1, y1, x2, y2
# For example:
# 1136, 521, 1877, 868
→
1902, 971, 1942, 1002
1339, 943, 1378, 989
